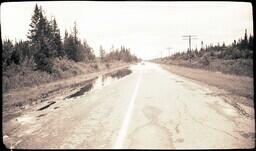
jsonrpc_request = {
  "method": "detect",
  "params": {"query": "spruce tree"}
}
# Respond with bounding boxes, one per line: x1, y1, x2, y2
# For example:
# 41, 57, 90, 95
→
99, 45, 105, 62
2, 39, 14, 70
27, 4, 41, 57
248, 34, 253, 50
27, 5, 54, 72
51, 17, 64, 57
63, 22, 86, 62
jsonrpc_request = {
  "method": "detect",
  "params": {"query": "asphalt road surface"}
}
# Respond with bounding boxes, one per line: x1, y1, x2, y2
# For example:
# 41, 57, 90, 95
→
3, 62, 255, 149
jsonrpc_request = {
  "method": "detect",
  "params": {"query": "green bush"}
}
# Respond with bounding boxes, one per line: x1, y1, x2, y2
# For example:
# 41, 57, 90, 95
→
199, 55, 210, 66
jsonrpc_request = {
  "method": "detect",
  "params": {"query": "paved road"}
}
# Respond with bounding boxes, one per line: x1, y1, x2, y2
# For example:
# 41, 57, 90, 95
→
3, 63, 255, 149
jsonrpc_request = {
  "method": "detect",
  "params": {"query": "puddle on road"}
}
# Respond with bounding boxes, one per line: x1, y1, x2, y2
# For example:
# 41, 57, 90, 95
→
37, 113, 47, 118
37, 101, 56, 111
105, 68, 132, 79
54, 106, 60, 109
65, 83, 94, 99
65, 68, 132, 99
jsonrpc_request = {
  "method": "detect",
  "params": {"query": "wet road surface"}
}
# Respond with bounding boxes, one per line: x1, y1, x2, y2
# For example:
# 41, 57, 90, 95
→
3, 63, 255, 149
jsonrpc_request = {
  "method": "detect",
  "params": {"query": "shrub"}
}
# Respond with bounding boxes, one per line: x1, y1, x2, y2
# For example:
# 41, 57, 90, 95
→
199, 55, 210, 66
2, 64, 54, 93
105, 63, 110, 69
210, 51, 214, 56
52, 58, 83, 78
90, 64, 98, 70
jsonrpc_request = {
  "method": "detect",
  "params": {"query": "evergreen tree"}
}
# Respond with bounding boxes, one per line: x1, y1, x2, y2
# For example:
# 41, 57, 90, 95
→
27, 4, 41, 58
12, 41, 24, 65
73, 21, 78, 44
64, 29, 68, 40
222, 41, 226, 48
27, 5, 54, 72
239, 29, 249, 50
244, 29, 248, 44
99, 45, 105, 62
51, 17, 64, 57
232, 40, 237, 47
2, 39, 14, 70
64, 34, 76, 61
248, 34, 253, 50
194, 47, 199, 56
63, 23, 87, 62
63, 29, 70, 58
83, 40, 95, 62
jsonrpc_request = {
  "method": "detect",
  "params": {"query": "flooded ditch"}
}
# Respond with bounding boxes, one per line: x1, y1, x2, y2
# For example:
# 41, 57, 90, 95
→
65, 68, 132, 99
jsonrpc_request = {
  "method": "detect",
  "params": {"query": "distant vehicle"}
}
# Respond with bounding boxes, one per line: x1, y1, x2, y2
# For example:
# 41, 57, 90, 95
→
141, 61, 145, 65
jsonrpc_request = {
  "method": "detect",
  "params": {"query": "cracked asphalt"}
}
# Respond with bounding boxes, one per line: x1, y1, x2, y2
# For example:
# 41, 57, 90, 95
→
3, 62, 255, 149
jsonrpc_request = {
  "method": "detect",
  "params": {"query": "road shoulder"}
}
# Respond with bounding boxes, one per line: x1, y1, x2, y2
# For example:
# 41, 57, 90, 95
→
160, 63, 254, 119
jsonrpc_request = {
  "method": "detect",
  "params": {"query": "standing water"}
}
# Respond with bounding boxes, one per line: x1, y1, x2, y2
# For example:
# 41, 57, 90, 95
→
65, 68, 132, 99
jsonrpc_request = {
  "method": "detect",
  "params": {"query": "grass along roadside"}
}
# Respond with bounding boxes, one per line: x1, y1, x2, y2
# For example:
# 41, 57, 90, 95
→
160, 63, 254, 108
3, 62, 134, 115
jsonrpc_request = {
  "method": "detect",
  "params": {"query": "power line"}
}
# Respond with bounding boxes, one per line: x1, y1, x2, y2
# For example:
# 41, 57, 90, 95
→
182, 35, 198, 63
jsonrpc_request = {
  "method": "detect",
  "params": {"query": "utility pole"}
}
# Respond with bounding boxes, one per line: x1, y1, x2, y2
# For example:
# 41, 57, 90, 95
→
182, 35, 197, 63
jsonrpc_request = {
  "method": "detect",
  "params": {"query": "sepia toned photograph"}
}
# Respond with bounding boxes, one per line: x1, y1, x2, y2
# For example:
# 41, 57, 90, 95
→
1, 1, 254, 149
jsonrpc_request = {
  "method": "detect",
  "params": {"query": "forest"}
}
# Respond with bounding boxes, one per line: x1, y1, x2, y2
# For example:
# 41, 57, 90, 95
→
2, 4, 138, 93
154, 30, 254, 77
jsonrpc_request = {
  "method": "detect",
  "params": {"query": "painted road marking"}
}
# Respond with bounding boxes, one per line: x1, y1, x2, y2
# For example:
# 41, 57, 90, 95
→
114, 70, 142, 149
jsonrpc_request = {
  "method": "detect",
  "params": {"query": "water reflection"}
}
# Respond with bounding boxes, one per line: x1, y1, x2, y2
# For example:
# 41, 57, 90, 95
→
65, 83, 94, 99
65, 68, 132, 99
106, 67, 132, 79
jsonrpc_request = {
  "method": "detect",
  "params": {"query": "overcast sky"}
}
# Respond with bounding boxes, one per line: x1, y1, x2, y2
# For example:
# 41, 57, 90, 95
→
1, 1, 253, 59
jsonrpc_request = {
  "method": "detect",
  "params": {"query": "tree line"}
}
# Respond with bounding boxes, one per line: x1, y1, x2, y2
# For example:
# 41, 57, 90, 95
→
170, 29, 253, 61
2, 4, 138, 73
100, 45, 138, 62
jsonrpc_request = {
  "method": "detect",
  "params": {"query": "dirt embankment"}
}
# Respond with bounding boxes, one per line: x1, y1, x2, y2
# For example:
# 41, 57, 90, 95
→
3, 61, 135, 116
160, 63, 254, 108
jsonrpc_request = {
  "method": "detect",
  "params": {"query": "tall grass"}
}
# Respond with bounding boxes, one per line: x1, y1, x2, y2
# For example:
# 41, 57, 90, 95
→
2, 58, 86, 93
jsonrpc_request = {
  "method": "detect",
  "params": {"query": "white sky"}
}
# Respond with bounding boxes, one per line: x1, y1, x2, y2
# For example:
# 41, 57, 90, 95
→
1, 1, 253, 59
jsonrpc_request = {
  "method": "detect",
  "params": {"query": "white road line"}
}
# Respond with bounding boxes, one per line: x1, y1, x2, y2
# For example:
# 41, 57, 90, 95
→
113, 70, 143, 149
